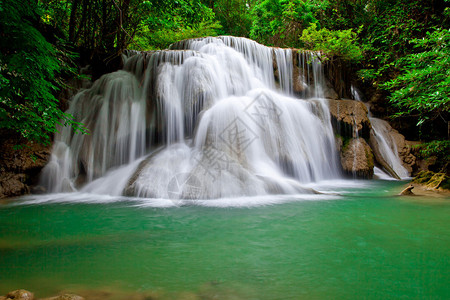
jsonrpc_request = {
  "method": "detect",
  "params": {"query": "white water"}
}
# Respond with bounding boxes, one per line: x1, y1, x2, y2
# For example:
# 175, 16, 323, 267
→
370, 118, 409, 179
41, 36, 342, 199
351, 84, 410, 179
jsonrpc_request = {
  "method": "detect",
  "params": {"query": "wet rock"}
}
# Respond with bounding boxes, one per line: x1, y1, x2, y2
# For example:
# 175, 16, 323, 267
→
0, 131, 51, 198
292, 70, 307, 94
373, 120, 415, 173
369, 129, 401, 180
400, 185, 415, 195
323, 80, 339, 99
327, 99, 371, 139
5, 290, 34, 300
339, 138, 374, 178
30, 185, 47, 195
0, 173, 29, 198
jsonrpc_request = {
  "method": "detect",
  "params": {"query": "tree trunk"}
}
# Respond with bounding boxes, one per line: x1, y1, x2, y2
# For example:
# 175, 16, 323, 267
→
68, 0, 80, 42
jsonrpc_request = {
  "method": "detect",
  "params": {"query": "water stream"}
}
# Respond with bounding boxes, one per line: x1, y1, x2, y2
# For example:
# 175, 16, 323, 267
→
41, 36, 341, 199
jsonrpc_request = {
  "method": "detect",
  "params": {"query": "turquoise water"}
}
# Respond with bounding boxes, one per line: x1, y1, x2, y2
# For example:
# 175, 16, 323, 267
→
0, 180, 449, 299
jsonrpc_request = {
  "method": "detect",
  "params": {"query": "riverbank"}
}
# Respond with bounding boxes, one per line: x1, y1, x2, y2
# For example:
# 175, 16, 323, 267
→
399, 182, 450, 199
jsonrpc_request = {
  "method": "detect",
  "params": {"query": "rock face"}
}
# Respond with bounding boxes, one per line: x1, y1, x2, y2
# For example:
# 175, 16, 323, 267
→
0, 131, 51, 198
327, 99, 371, 139
384, 126, 415, 174
369, 118, 415, 175
339, 138, 374, 178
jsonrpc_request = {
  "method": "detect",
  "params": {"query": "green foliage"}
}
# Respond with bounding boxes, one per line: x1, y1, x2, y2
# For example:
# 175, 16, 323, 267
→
0, 0, 85, 145
414, 140, 450, 162
300, 23, 363, 61
132, 21, 221, 50
309, 0, 367, 31
132, 0, 219, 50
382, 29, 450, 126
250, 0, 316, 47
211, 0, 255, 37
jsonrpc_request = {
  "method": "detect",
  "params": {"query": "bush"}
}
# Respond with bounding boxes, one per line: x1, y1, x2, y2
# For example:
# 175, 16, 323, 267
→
299, 23, 363, 62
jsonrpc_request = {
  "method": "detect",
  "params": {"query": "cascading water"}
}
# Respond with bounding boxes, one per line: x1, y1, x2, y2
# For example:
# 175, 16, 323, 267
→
41, 36, 341, 199
370, 118, 409, 179
350, 84, 409, 179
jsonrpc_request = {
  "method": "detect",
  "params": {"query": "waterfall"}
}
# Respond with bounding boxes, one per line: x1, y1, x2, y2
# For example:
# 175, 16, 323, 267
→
350, 84, 409, 179
370, 118, 409, 179
41, 36, 341, 199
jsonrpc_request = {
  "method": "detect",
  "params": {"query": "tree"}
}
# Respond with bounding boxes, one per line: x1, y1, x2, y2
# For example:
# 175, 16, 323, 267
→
131, 0, 220, 50
0, 0, 84, 145
211, 0, 255, 37
382, 28, 450, 135
250, 0, 317, 47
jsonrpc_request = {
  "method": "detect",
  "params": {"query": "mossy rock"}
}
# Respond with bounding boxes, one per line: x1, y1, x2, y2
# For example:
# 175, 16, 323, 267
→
413, 171, 450, 190
413, 171, 435, 184
427, 173, 450, 190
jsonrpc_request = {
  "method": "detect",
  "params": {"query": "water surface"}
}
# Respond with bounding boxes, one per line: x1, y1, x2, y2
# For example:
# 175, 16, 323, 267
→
1, 180, 449, 299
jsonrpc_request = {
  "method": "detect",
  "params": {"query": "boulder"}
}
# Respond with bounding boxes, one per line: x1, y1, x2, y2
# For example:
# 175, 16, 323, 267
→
322, 81, 339, 100
5, 290, 34, 300
0, 131, 51, 198
0, 173, 29, 198
327, 99, 371, 139
400, 185, 415, 195
339, 138, 374, 178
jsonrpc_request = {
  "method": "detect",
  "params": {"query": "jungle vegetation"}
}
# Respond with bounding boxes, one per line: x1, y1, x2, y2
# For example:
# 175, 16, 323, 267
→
0, 0, 448, 160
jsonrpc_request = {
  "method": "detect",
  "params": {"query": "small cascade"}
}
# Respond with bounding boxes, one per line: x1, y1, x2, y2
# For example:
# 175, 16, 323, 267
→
295, 51, 325, 99
370, 118, 409, 179
41, 36, 341, 198
351, 117, 361, 178
273, 48, 293, 94
350, 84, 410, 179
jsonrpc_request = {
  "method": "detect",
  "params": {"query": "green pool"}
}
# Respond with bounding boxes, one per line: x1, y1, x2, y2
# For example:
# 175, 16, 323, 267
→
1, 180, 449, 299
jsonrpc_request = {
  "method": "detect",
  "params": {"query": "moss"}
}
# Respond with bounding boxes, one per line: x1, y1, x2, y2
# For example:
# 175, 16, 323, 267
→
341, 136, 352, 152
412, 170, 434, 184
413, 171, 450, 191
364, 147, 374, 170
427, 173, 450, 190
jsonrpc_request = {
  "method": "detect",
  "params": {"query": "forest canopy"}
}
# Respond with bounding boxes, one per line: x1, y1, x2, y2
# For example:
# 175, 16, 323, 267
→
0, 0, 449, 147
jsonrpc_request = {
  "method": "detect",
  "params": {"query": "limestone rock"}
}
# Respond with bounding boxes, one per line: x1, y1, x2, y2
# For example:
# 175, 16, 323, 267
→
340, 138, 374, 178
368, 118, 415, 178
327, 99, 371, 139
323, 80, 339, 99
0, 173, 29, 198
0, 131, 51, 198
384, 125, 416, 174
5, 290, 34, 300
400, 185, 415, 195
